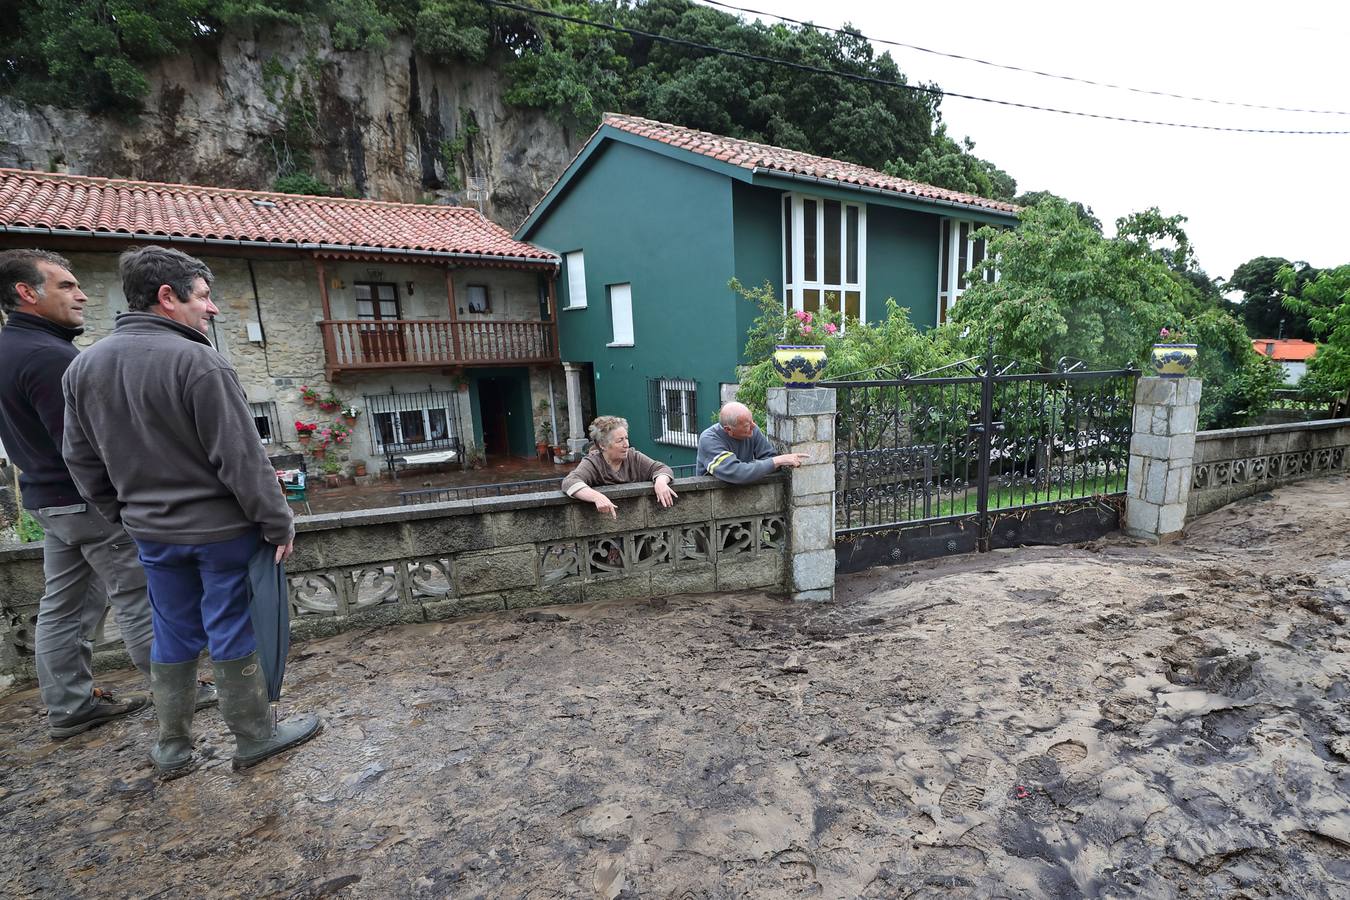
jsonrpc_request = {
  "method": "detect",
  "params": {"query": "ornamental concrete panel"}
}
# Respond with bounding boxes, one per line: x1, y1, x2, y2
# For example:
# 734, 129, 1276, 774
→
454, 546, 539, 595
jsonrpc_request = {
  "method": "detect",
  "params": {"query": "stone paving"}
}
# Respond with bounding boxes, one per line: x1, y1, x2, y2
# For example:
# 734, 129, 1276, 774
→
1, 477, 1347, 898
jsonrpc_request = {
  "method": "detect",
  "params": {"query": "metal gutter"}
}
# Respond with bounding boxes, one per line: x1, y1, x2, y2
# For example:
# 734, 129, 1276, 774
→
0, 225, 560, 267
749, 167, 1020, 219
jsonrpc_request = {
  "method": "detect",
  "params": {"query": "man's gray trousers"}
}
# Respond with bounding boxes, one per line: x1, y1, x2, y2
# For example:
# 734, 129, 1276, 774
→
31, 503, 154, 727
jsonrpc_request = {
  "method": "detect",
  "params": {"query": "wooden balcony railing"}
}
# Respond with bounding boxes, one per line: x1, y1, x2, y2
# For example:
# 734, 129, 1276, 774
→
319, 319, 558, 375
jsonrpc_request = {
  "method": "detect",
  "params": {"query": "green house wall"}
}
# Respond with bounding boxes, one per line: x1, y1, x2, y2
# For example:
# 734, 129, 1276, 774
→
529, 141, 740, 466
866, 204, 941, 329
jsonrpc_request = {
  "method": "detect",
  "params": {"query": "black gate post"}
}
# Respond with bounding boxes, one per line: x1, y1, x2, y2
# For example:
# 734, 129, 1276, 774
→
974, 339, 996, 551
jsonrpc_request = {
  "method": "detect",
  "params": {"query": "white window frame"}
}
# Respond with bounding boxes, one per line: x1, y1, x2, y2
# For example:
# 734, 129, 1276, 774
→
249, 401, 278, 445
655, 378, 698, 448
371, 406, 451, 450
781, 192, 867, 329
937, 218, 999, 325
564, 250, 588, 310
607, 282, 634, 347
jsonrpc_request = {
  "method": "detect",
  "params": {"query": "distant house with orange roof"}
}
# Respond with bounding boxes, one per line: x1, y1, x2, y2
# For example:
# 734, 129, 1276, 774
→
1251, 338, 1317, 384
0, 168, 566, 472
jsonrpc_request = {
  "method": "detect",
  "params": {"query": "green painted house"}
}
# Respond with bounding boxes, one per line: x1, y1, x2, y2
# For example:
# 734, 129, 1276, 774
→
517, 113, 1020, 466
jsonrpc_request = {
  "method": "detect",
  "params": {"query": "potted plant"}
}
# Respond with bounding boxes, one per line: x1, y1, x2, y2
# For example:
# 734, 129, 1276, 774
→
318, 393, 342, 413
294, 420, 317, 444
772, 309, 836, 388
351, 460, 368, 478
329, 420, 353, 446
299, 385, 321, 406
1150, 326, 1198, 378
320, 456, 342, 487
340, 404, 360, 426
535, 402, 552, 462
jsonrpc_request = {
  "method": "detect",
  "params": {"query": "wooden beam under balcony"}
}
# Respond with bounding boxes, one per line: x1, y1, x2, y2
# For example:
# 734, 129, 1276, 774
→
319, 319, 559, 379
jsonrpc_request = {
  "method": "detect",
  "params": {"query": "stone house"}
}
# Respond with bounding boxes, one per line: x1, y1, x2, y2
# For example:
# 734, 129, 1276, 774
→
516, 113, 1020, 467
0, 168, 564, 477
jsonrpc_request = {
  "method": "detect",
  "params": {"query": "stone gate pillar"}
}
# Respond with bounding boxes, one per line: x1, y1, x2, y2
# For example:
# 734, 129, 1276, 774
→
766, 387, 836, 602
1125, 377, 1202, 542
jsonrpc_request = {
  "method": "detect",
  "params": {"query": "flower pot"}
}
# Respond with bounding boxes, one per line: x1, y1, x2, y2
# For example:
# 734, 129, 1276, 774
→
324, 474, 341, 488
297, 433, 311, 444
353, 462, 367, 477
343, 415, 357, 426
319, 403, 340, 414
311, 446, 326, 460
772, 345, 828, 388
1150, 343, 1198, 378
536, 441, 550, 463
302, 396, 316, 406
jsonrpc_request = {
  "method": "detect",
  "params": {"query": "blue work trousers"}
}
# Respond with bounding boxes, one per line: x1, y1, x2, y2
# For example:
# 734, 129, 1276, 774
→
134, 530, 261, 664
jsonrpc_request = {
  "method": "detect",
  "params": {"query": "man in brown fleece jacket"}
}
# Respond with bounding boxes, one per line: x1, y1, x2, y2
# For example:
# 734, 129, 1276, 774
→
62, 246, 321, 778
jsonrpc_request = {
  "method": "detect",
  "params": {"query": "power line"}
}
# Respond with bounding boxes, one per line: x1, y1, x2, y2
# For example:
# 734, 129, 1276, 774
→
694, 0, 1350, 117
480, 0, 1350, 134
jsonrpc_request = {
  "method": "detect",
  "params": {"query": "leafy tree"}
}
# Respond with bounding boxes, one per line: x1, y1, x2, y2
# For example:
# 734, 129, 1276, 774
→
885, 125, 1016, 203
1014, 190, 1100, 232
1228, 256, 1317, 340
953, 199, 1279, 428
1279, 263, 1350, 396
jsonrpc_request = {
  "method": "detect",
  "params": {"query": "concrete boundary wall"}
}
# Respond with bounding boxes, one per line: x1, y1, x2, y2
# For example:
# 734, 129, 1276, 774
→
1188, 418, 1350, 518
0, 476, 786, 681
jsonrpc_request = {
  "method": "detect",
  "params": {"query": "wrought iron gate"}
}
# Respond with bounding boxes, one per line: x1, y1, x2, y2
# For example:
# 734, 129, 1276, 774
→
826, 354, 1138, 573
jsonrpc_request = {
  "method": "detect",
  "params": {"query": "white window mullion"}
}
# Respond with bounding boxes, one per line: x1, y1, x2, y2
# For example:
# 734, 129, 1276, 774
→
792, 196, 805, 311
857, 204, 868, 323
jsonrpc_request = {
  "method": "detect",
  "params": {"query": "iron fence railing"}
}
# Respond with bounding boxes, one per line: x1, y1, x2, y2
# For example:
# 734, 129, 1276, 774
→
398, 464, 699, 505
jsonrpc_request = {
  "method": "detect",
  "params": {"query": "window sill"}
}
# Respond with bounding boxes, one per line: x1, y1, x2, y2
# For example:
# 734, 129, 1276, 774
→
606, 342, 634, 348
656, 432, 698, 449
563, 304, 587, 311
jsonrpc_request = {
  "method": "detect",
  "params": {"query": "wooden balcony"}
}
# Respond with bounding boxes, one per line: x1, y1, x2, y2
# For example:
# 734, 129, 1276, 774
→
319, 319, 559, 378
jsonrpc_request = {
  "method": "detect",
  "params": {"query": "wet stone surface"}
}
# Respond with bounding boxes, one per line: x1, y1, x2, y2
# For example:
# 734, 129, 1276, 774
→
2, 476, 1349, 897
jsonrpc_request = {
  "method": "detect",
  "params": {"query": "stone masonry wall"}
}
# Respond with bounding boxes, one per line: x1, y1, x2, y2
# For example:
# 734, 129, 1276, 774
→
0, 476, 786, 681
1188, 419, 1350, 518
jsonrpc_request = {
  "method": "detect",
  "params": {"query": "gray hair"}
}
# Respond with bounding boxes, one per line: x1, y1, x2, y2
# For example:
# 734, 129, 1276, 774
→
0, 249, 73, 312
718, 401, 752, 429
587, 415, 629, 449
119, 246, 213, 312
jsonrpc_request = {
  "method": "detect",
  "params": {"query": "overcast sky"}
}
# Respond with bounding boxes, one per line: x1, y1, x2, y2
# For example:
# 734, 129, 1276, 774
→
706, 0, 1350, 284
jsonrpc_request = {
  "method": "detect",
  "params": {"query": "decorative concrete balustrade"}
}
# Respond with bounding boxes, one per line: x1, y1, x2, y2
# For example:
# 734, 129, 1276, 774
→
0, 477, 787, 680
1188, 419, 1349, 518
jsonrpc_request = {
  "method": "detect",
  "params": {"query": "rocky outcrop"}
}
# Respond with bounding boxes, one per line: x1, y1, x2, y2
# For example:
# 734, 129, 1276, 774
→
0, 28, 578, 230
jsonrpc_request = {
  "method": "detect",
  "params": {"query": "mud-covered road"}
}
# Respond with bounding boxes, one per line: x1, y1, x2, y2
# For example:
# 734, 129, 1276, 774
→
2, 476, 1348, 898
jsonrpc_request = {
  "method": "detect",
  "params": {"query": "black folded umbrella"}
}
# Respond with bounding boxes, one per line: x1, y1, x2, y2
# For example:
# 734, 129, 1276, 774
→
246, 543, 290, 703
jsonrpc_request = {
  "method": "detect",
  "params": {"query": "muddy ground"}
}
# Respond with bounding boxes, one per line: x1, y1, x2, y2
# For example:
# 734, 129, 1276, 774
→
1, 476, 1347, 898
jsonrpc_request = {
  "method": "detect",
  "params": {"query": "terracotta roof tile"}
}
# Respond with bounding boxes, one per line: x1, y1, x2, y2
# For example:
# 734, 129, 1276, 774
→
600, 113, 1020, 215
1252, 339, 1318, 361
0, 168, 556, 262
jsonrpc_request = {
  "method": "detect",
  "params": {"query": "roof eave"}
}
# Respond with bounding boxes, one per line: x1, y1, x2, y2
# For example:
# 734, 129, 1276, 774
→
750, 168, 1020, 221
0, 225, 559, 267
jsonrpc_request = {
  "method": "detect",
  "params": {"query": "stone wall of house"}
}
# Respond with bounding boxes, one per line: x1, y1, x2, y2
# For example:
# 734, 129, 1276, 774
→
0, 476, 787, 681
1188, 419, 1350, 518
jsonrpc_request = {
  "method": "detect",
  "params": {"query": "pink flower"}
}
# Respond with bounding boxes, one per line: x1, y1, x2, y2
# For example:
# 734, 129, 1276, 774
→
794, 310, 808, 322
801, 324, 813, 335
824, 322, 838, 334
803, 311, 813, 324
1159, 327, 1170, 337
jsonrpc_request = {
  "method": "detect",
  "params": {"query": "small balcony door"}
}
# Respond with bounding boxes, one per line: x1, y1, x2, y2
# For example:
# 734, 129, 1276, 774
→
355, 282, 405, 362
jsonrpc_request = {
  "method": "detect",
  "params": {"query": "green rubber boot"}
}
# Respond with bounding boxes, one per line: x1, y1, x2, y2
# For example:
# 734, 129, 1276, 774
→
148, 660, 201, 779
214, 652, 322, 771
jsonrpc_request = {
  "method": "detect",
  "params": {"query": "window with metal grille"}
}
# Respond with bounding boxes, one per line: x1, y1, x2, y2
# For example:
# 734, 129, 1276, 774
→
363, 388, 462, 453
648, 377, 698, 448
249, 401, 280, 445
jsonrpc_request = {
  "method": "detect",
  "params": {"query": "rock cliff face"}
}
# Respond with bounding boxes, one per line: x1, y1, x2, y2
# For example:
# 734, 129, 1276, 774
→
0, 29, 579, 231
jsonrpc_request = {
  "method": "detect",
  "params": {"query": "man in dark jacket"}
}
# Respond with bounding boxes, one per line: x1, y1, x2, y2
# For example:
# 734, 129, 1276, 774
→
0, 249, 160, 738
62, 245, 320, 778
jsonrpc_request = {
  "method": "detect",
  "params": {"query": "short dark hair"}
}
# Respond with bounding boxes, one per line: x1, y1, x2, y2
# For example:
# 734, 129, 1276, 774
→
119, 246, 213, 312
0, 249, 73, 313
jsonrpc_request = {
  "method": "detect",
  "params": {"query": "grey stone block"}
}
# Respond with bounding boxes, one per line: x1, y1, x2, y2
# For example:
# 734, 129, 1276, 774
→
483, 506, 568, 547
1126, 455, 1144, 497
1170, 405, 1198, 436
711, 481, 787, 518
816, 415, 835, 442
1130, 432, 1170, 460
501, 585, 584, 609
1150, 406, 1170, 436
791, 549, 835, 592
794, 417, 818, 443
790, 504, 834, 552
658, 565, 718, 596
454, 546, 538, 595
717, 553, 785, 591
1171, 433, 1196, 461
792, 588, 833, 603
649, 489, 714, 527
1144, 459, 1167, 504
1136, 378, 1178, 406
792, 441, 833, 465
1125, 498, 1159, 535
1133, 405, 1152, 436
1164, 467, 1187, 504
423, 595, 508, 620
566, 498, 646, 537
584, 574, 652, 602
1158, 503, 1186, 534
1184, 378, 1203, 404
768, 415, 793, 443
767, 389, 788, 417
790, 463, 835, 497
785, 388, 836, 416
